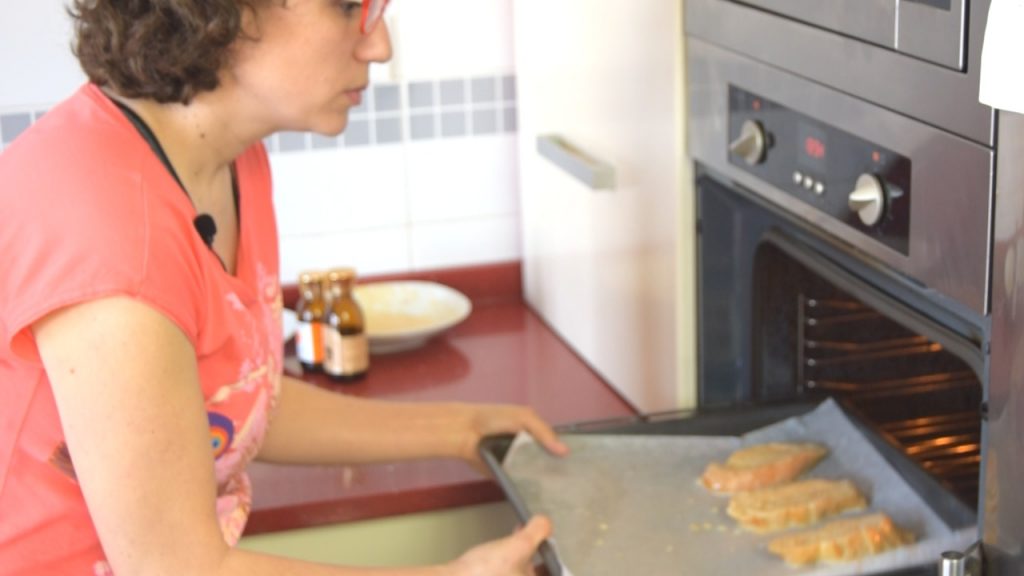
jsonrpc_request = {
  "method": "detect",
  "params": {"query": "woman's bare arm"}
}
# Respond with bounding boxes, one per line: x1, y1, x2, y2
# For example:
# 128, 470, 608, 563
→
33, 296, 490, 576
256, 375, 569, 468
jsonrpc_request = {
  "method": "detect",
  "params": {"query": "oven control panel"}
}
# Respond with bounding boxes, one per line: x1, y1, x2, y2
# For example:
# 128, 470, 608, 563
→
728, 86, 911, 255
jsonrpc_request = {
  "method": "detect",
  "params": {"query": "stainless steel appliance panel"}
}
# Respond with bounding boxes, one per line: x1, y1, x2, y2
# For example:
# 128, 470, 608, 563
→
897, 0, 967, 70
686, 0, 993, 145
688, 39, 993, 315
730, 0, 895, 48
986, 110, 1024, 574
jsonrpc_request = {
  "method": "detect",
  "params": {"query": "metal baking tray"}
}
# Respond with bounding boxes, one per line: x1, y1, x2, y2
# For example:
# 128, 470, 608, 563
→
479, 400, 976, 576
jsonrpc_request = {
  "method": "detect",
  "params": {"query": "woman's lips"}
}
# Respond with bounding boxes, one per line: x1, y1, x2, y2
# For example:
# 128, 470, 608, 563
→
346, 87, 366, 106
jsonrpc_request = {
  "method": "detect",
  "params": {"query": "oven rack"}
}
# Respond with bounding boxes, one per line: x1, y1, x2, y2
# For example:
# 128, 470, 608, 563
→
798, 294, 982, 506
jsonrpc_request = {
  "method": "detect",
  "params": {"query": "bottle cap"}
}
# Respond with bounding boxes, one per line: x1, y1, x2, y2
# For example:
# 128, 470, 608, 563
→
298, 270, 323, 285
327, 267, 357, 282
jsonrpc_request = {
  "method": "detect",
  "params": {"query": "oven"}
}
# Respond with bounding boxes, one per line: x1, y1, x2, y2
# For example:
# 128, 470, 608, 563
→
686, 0, 1023, 574
723, 0, 968, 70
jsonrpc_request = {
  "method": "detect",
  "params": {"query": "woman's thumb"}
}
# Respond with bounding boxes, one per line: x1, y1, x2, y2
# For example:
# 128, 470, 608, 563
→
516, 515, 553, 553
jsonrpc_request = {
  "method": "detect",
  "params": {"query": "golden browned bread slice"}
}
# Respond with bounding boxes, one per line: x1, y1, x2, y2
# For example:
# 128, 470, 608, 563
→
727, 478, 867, 533
699, 442, 828, 494
767, 512, 916, 566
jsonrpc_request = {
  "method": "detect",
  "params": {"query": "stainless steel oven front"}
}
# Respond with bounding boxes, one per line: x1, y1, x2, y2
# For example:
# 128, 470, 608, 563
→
723, 0, 968, 70
686, 0, 1024, 573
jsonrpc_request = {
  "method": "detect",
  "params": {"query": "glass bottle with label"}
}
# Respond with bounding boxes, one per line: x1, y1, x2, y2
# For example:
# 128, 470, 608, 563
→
295, 271, 326, 373
323, 268, 369, 382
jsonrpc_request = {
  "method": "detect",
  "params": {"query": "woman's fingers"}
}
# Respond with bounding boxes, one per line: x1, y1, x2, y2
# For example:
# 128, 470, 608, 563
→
448, 515, 555, 576
470, 405, 569, 462
520, 410, 570, 457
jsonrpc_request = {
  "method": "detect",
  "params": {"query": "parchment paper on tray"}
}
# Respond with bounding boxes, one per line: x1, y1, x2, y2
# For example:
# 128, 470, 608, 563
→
502, 399, 976, 576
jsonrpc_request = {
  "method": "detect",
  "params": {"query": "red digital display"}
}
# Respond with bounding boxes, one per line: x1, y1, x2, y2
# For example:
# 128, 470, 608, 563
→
797, 121, 827, 171
804, 136, 826, 160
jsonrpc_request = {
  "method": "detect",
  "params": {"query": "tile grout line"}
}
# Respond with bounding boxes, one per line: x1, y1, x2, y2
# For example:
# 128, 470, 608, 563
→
401, 83, 416, 270
0, 75, 516, 156
280, 211, 522, 241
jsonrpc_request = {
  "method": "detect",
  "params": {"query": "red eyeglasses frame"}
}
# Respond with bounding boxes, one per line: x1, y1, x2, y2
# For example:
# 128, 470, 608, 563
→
361, 0, 390, 35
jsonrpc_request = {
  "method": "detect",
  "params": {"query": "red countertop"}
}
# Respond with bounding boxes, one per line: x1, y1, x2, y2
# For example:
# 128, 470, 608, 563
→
244, 262, 637, 535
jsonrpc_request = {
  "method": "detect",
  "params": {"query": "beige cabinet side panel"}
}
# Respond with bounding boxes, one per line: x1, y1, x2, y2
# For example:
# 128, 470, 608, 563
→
514, 2, 694, 412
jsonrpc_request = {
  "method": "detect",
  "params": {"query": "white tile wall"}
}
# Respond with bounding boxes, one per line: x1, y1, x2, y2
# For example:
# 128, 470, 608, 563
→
271, 0, 521, 281
271, 147, 409, 237
411, 215, 521, 270
406, 138, 519, 223
1, 0, 522, 280
271, 129, 521, 280
0, 3, 84, 107
278, 227, 411, 283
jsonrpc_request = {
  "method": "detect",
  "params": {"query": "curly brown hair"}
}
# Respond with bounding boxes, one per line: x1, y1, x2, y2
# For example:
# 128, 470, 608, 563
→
70, 0, 262, 104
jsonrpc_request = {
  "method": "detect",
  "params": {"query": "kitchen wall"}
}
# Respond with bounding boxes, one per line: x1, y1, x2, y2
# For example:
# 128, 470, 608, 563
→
0, 0, 521, 282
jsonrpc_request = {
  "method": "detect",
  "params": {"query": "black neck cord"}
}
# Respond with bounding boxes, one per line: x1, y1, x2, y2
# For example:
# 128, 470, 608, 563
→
111, 99, 239, 270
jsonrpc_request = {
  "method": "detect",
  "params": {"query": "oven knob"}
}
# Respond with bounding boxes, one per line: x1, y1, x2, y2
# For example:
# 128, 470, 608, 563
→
729, 120, 767, 165
848, 173, 886, 227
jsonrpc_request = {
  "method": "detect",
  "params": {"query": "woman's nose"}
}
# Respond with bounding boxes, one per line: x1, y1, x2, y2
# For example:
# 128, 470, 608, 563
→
358, 19, 393, 63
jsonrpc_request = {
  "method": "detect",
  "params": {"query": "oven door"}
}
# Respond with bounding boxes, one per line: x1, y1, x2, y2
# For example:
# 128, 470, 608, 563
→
725, 0, 967, 69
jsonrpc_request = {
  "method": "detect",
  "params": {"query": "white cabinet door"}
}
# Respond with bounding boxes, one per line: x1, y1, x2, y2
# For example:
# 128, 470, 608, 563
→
514, 1, 690, 412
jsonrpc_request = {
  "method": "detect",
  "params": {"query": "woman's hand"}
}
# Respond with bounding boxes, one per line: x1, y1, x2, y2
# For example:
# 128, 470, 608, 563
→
456, 403, 570, 474
446, 516, 553, 576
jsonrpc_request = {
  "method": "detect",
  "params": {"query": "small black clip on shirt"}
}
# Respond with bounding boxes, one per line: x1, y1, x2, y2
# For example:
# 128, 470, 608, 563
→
192, 214, 218, 248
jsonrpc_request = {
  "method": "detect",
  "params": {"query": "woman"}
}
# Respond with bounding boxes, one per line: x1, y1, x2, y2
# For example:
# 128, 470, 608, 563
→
0, 1, 568, 574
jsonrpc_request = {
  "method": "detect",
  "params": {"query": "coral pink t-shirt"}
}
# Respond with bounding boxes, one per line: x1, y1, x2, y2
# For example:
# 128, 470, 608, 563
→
0, 84, 284, 575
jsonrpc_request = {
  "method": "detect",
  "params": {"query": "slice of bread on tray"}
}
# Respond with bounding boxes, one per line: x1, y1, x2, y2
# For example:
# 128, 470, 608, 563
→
700, 442, 828, 494
727, 478, 868, 533
767, 512, 916, 566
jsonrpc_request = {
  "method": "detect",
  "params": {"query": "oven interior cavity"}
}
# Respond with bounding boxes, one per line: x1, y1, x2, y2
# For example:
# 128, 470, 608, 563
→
752, 242, 982, 507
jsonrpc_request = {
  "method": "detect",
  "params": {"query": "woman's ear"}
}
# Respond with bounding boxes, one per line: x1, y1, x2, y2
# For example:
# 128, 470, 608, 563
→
236, 1, 265, 43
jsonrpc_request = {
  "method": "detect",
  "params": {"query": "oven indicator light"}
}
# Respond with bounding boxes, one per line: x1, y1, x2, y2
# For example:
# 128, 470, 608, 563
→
804, 136, 826, 160
872, 150, 882, 163
753, 99, 762, 111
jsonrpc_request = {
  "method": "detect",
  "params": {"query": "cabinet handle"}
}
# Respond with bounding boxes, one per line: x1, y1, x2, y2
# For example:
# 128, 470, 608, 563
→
536, 134, 617, 190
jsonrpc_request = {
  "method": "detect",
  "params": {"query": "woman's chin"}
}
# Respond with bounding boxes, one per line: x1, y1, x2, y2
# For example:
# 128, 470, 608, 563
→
315, 122, 348, 138
308, 113, 350, 138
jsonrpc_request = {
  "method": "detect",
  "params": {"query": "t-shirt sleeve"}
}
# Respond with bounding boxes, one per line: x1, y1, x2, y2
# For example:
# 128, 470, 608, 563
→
0, 141, 207, 364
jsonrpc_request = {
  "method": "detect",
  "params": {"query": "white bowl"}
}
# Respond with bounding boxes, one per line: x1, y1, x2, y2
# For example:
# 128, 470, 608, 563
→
354, 281, 472, 354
